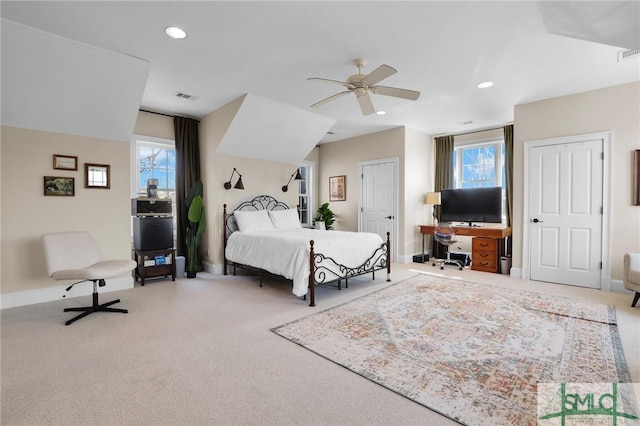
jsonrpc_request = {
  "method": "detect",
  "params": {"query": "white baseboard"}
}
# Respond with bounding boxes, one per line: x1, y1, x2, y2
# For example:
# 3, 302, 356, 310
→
202, 261, 224, 275
0, 276, 134, 310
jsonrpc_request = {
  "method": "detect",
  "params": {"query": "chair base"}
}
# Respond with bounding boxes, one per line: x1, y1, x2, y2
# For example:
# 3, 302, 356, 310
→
632, 291, 640, 308
64, 289, 127, 325
433, 259, 464, 271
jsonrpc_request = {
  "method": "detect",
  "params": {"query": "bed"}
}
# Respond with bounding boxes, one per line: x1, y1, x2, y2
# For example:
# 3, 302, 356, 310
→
223, 195, 390, 306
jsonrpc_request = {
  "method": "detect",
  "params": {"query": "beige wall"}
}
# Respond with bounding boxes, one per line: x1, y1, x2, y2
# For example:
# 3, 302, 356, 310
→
513, 81, 640, 280
316, 126, 433, 260
404, 127, 433, 257
133, 111, 174, 139
199, 98, 301, 267
0, 126, 133, 300
3, 81, 635, 305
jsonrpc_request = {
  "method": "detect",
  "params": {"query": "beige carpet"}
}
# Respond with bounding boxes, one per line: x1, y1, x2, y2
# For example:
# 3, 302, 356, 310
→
2, 264, 639, 425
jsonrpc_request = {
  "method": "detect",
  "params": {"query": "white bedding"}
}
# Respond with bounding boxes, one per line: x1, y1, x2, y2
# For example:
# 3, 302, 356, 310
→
225, 228, 384, 297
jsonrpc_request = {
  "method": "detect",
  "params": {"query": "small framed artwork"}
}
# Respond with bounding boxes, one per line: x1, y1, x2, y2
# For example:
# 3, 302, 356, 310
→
329, 175, 346, 202
85, 163, 110, 189
634, 149, 640, 206
44, 176, 75, 196
53, 154, 78, 171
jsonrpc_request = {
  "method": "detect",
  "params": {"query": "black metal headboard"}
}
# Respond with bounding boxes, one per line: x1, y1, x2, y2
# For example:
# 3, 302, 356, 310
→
224, 195, 290, 237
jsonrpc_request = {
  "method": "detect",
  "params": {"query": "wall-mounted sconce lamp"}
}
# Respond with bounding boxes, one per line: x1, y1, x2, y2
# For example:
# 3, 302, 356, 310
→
281, 168, 303, 192
223, 168, 245, 190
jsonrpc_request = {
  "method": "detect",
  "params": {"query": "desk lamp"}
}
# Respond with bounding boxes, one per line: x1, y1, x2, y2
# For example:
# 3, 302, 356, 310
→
425, 192, 441, 224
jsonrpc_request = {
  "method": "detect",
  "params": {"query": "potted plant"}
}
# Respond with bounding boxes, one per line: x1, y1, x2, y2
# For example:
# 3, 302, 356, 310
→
184, 180, 206, 278
314, 202, 335, 230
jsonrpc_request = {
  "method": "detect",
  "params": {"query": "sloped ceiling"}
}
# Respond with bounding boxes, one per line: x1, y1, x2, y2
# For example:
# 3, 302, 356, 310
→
216, 94, 336, 165
1, 19, 150, 141
538, 1, 640, 50
1, 2, 637, 144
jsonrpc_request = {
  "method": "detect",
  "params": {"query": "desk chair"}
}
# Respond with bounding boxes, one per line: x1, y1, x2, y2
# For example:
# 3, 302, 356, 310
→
623, 253, 640, 308
432, 222, 465, 270
42, 231, 137, 325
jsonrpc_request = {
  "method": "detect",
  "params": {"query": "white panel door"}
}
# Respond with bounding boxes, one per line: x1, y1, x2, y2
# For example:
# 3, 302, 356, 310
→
529, 139, 603, 288
360, 159, 397, 262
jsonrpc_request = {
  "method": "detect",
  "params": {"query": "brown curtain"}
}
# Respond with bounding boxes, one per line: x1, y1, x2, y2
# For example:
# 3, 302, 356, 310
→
431, 135, 455, 258
174, 117, 201, 258
504, 124, 514, 228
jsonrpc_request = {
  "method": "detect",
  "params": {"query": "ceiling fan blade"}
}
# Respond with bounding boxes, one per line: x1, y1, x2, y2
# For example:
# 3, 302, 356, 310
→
372, 85, 421, 101
310, 91, 351, 108
357, 93, 376, 115
308, 77, 353, 89
362, 64, 396, 86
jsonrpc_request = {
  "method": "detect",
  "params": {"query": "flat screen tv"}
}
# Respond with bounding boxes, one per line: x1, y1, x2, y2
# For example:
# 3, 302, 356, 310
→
440, 187, 503, 226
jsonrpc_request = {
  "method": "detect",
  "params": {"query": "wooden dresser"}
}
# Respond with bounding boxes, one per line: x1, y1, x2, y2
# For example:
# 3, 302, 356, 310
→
471, 237, 499, 272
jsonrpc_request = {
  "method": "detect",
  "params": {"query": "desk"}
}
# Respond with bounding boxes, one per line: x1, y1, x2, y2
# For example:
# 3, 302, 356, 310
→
419, 225, 511, 273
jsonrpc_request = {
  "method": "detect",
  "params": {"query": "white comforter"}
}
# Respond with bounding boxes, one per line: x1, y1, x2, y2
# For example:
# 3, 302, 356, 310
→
225, 228, 384, 297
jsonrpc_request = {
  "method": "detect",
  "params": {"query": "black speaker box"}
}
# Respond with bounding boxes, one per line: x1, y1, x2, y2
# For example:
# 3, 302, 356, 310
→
133, 217, 173, 250
413, 254, 430, 263
131, 198, 172, 216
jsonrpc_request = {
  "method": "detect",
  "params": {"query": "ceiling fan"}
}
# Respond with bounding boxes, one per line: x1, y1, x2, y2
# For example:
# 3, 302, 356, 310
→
308, 58, 420, 115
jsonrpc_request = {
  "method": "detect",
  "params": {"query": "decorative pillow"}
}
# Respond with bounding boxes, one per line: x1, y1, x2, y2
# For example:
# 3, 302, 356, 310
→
269, 209, 302, 230
234, 209, 273, 233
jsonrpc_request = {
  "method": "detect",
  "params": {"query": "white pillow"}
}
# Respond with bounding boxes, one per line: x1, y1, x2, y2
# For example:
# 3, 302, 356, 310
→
234, 210, 273, 233
269, 209, 302, 230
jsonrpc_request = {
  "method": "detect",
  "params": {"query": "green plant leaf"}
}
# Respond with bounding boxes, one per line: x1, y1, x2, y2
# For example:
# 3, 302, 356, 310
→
188, 195, 203, 223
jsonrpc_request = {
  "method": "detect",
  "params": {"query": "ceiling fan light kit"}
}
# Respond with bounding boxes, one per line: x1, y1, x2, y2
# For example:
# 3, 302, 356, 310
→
308, 58, 420, 116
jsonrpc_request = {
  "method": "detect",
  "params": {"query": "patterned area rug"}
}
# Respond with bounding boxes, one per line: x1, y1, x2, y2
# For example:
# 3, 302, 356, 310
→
272, 274, 632, 426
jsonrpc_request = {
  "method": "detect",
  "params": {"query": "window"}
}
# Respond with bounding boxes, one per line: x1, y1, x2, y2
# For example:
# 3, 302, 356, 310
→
453, 139, 506, 221
132, 136, 177, 240
453, 140, 504, 188
297, 162, 314, 227
136, 142, 176, 200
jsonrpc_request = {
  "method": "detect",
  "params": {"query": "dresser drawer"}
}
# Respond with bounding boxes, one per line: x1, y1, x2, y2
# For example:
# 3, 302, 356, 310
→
472, 237, 498, 272
472, 237, 497, 252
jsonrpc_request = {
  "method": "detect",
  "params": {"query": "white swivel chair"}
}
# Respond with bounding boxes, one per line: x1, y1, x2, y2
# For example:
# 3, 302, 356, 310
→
432, 222, 465, 270
623, 253, 640, 308
42, 231, 137, 325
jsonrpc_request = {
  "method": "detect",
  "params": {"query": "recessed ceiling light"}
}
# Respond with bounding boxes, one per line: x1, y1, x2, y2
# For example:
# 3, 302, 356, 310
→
376, 110, 386, 115
165, 26, 187, 40
477, 81, 494, 89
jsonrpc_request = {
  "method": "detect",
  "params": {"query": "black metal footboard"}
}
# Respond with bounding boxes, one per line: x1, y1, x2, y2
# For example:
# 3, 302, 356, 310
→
307, 232, 391, 307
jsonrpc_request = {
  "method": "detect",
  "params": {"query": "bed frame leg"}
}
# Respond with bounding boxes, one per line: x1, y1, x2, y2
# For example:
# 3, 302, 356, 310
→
345, 278, 348, 288
386, 231, 391, 282
309, 240, 315, 307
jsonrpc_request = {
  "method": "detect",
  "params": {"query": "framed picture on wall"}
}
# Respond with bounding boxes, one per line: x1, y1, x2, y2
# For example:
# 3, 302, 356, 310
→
53, 154, 78, 171
44, 176, 75, 196
85, 163, 110, 189
329, 175, 346, 201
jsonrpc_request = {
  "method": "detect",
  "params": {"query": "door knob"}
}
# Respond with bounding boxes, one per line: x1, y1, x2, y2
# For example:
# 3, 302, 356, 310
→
532, 218, 543, 223
384, 216, 394, 219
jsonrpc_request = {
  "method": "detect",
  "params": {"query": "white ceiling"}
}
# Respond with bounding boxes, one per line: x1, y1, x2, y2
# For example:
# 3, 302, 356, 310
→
1, 1, 639, 144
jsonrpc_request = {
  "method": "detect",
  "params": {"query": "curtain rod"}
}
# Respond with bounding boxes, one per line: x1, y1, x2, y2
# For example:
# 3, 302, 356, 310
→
434, 123, 513, 138
139, 109, 200, 122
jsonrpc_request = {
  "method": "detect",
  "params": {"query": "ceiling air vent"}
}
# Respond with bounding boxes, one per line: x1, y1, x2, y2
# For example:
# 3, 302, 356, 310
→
175, 91, 197, 100
618, 49, 639, 63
